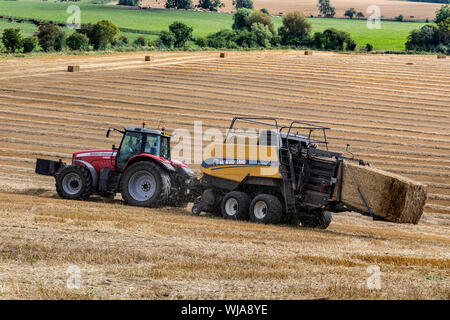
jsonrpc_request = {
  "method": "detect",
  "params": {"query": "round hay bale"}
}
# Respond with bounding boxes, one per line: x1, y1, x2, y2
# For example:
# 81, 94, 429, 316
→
220, 52, 227, 58
145, 56, 152, 61
304, 50, 313, 56
437, 54, 446, 59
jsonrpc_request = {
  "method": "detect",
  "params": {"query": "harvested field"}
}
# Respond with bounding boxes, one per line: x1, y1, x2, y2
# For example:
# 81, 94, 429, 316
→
0, 50, 449, 299
140, 0, 441, 20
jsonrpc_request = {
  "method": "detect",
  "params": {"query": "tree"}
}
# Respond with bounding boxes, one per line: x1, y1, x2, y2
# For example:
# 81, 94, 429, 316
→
251, 23, 273, 47
317, 0, 335, 18
134, 36, 147, 46
318, 28, 354, 50
194, 37, 208, 47
260, 8, 269, 15
22, 36, 37, 53
405, 24, 440, 51
247, 10, 275, 34
169, 21, 193, 47
435, 4, 450, 24
158, 31, 176, 48
278, 11, 312, 45
356, 12, 364, 19
438, 17, 450, 45
233, 0, 253, 10
206, 29, 238, 48
232, 8, 253, 30
165, 0, 193, 9
90, 20, 120, 50
197, 0, 224, 12
37, 24, 65, 52
1, 28, 22, 53
66, 32, 90, 51
395, 14, 404, 22
344, 8, 357, 19
118, 35, 129, 45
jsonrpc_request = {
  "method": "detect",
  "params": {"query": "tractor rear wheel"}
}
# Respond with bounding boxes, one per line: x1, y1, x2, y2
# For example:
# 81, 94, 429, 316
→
120, 161, 170, 207
221, 191, 250, 221
249, 194, 282, 224
55, 165, 92, 200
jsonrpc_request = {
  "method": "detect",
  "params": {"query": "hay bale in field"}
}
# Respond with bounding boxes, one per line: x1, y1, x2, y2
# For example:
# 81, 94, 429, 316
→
145, 55, 152, 61
220, 52, 228, 58
406, 62, 414, 65
333, 161, 427, 224
304, 50, 313, 55
67, 65, 80, 72
437, 54, 446, 59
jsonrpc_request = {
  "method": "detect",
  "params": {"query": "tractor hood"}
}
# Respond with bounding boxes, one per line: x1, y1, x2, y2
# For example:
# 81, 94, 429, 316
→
72, 150, 117, 161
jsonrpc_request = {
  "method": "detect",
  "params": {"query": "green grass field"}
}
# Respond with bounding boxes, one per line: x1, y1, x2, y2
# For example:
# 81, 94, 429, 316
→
0, 0, 426, 50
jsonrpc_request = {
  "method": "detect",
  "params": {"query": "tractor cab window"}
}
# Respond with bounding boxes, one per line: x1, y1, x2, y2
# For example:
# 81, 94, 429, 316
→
144, 134, 170, 160
117, 131, 144, 169
144, 134, 160, 156
160, 137, 170, 160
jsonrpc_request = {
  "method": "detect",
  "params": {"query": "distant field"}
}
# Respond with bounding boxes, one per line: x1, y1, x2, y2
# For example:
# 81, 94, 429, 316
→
0, 0, 428, 50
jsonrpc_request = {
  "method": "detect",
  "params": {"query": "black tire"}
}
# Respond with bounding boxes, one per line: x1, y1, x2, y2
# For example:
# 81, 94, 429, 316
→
192, 205, 201, 215
120, 161, 170, 208
317, 210, 332, 229
300, 210, 332, 229
299, 217, 318, 228
55, 165, 92, 200
221, 191, 251, 221
249, 194, 282, 224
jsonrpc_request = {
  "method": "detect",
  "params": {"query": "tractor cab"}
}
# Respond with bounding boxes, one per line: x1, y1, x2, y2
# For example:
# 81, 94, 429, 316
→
107, 126, 171, 171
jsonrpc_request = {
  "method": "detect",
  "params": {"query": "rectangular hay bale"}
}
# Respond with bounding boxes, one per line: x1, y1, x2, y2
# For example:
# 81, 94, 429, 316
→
333, 162, 427, 224
67, 65, 80, 72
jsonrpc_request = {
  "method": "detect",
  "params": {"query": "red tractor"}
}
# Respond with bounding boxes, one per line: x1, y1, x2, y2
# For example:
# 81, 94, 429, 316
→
35, 124, 195, 208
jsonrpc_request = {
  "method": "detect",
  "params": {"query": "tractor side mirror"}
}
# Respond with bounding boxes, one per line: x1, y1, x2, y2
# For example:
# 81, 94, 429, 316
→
106, 128, 111, 138
112, 144, 118, 151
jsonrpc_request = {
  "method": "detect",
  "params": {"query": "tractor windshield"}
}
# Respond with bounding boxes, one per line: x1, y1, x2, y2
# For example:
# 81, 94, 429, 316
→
117, 131, 144, 169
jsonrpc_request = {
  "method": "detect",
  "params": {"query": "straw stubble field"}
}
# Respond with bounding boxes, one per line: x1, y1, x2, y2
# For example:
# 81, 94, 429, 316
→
0, 51, 449, 299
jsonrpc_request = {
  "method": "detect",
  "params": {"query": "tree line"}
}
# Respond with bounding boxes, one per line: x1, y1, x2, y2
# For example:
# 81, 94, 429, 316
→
405, 5, 450, 53
1, 4, 449, 54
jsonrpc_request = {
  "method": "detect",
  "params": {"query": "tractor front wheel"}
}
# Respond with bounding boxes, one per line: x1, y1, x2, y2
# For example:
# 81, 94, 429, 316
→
55, 165, 92, 200
120, 161, 170, 207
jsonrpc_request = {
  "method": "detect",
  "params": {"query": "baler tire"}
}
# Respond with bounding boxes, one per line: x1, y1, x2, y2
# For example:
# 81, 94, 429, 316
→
55, 165, 92, 200
300, 210, 332, 229
249, 194, 282, 224
221, 191, 250, 221
317, 210, 332, 229
120, 161, 170, 208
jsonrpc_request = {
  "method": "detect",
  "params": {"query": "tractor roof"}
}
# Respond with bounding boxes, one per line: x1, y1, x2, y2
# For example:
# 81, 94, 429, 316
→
125, 126, 170, 137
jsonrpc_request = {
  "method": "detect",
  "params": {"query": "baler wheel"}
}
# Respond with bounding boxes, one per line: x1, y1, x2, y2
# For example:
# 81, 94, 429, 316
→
221, 191, 250, 221
249, 194, 282, 224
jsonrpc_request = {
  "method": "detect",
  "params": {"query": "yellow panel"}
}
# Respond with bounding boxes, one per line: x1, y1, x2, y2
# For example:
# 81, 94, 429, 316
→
201, 142, 280, 182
